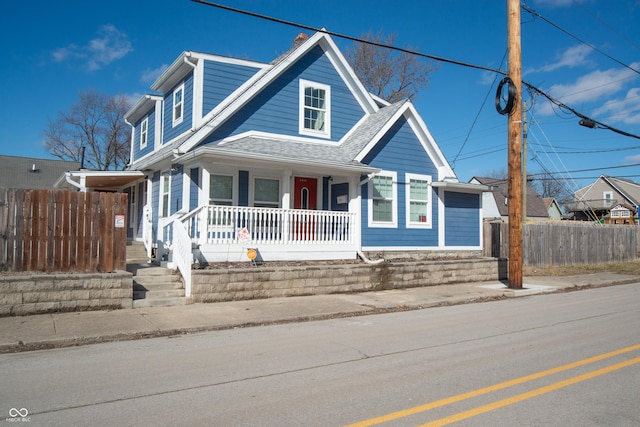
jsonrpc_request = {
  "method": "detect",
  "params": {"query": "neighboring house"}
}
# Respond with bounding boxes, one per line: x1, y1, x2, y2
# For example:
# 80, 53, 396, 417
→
58, 31, 487, 290
570, 175, 640, 223
0, 155, 80, 190
543, 197, 563, 221
470, 177, 549, 222
603, 204, 636, 225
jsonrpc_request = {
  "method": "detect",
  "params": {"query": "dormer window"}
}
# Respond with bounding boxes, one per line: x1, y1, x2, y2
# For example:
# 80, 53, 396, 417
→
140, 117, 148, 149
299, 79, 330, 138
172, 84, 184, 127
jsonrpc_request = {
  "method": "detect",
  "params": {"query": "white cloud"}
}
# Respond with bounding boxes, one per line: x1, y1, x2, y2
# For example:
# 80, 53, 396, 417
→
141, 64, 169, 84
528, 45, 593, 74
592, 87, 640, 125
622, 153, 640, 164
52, 24, 133, 71
535, 62, 640, 116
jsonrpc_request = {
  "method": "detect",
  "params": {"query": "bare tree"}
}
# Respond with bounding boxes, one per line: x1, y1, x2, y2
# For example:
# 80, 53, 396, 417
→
345, 30, 438, 103
530, 172, 573, 207
43, 90, 131, 170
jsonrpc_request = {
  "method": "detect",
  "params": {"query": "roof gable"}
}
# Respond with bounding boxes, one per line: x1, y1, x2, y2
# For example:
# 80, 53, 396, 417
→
354, 102, 455, 180
176, 31, 379, 155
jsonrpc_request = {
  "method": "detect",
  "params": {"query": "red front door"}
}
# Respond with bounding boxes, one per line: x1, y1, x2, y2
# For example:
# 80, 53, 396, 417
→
293, 177, 317, 240
294, 177, 317, 210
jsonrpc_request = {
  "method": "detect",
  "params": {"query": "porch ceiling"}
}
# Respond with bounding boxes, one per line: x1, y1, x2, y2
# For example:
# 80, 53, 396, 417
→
58, 171, 145, 190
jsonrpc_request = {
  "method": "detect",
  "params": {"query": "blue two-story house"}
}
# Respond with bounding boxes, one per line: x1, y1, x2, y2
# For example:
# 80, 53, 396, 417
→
69, 31, 487, 293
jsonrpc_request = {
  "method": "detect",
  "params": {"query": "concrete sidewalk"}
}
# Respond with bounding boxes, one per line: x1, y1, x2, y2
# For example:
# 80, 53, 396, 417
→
1, 273, 638, 353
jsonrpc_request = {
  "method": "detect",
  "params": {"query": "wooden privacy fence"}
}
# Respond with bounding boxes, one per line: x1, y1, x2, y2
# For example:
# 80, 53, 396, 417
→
0, 188, 127, 273
483, 221, 638, 267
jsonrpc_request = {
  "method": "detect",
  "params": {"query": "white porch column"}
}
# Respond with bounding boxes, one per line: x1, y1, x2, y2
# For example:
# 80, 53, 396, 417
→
349, 175, 361, 247
282, 170, 292, 209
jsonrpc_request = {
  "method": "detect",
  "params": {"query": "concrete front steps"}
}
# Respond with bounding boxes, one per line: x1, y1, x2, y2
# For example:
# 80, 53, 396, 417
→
126, 241, 152, 264
127, 263, 190, 308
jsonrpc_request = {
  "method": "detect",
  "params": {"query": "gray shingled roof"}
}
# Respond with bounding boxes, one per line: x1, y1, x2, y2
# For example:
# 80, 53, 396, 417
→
473, 176, 549, 218
0, 155, 81, 190
205, 102, 406, 170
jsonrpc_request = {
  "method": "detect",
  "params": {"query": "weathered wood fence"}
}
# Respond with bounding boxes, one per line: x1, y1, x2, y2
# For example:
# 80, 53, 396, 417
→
0, 189, 127, 273
483, 221, 638, 267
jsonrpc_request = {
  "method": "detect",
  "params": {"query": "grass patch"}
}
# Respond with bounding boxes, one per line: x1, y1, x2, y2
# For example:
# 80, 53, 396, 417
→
524, 260, 640, 276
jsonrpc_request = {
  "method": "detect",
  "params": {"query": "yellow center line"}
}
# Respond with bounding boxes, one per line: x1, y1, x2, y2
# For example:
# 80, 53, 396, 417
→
345, 343, 640, 427
419, 356, 640, 427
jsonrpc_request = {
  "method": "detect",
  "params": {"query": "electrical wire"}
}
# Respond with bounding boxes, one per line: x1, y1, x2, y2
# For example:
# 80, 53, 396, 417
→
570, 0, 640, 52
189, 0, 640, 141
452, 50, 508, 166
521, 3, 640, 77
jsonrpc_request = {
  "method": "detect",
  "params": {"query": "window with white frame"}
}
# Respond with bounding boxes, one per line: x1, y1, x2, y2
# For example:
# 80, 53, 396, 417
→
172, 84, 184, 127
209, 174, 233, 206
160, 172, 171, 217
140, 117, 148, 149
406, 173, 432, 227
603, 191, 613, 207
254, 178, 280, 208
369, 172, 397, 227
299, 80, 330, 138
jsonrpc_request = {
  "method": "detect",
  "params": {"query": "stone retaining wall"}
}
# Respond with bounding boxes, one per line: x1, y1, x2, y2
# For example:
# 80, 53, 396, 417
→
0, 272, 133, 317
191, 257, 506, 303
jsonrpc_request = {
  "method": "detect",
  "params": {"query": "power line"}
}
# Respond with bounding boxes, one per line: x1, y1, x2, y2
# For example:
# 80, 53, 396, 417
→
570, 0, 640, 52
521, 3, 640, 77
190, 0, 640, 141
528, 162, 640, 178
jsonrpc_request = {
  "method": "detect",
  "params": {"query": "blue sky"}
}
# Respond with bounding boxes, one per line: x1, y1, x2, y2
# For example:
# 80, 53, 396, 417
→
1, 0, 639, 193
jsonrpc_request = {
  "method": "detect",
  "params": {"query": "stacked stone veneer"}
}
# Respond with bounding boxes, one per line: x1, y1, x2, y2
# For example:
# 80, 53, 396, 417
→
0, 272, 133, 316
191, 257, 505, 303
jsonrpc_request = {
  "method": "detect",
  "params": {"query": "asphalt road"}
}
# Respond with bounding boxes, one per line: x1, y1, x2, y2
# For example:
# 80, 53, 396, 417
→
1, 283, 639, 426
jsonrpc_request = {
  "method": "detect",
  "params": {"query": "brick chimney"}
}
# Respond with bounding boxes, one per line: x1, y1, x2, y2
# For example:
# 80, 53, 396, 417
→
293, 33, 309, 48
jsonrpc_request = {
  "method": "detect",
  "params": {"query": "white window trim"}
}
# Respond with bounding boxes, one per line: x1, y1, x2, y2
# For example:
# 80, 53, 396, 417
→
140, 117, 148, 149
368, 171, 397, 228
160, 171, 171, 218
252, 176, 281, 208
172, 83, 185, 127
405, 173, 432, 228
603, 191, 613, 207
209, 173, 236, 206
299, 79, 331, 139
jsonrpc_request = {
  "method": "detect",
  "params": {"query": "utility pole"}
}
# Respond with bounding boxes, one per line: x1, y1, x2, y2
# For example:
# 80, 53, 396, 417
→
507, 0, 523, 289
522, 100, 527, 227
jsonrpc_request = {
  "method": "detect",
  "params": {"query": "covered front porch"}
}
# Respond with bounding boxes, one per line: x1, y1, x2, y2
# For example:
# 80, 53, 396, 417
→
177, 205, 357, 262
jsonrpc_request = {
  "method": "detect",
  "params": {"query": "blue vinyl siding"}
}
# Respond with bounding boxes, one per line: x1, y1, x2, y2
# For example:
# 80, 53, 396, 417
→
202, 61, 261, 115
444, 191, 480, 246
132, 111, 155, 161
163, 74, 194, 143
361, 117, 440, 247
170, 166, 184, 215
201, 45, 364, 145
189, 167, 199, 211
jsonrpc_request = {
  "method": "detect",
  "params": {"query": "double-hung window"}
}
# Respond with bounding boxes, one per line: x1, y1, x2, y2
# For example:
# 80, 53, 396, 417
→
369, 172, 397, 227
172, 84, 184, 127
209, 174, 233, 206
299, 80, 330, 138
254, 178, 280, 208
160, 172, 171, 218
140, 117, 148, 149
406, 173, 432, 227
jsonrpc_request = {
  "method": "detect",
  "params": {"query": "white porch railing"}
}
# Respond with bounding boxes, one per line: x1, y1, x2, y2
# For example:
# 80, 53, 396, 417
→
172, 220, 192, 297
181, 205, 355, 246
